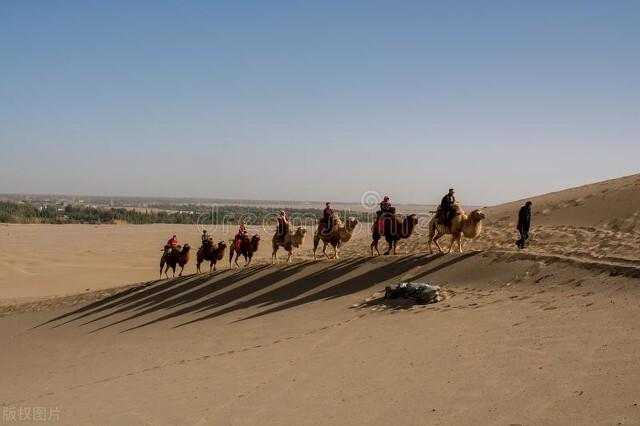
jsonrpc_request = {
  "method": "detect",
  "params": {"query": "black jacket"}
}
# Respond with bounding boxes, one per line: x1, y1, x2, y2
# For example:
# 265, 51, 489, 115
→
441, 195, 455, 210
517, 205, 531, 230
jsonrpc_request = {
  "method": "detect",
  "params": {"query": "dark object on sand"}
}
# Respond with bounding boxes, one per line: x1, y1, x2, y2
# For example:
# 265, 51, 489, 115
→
384, 282, 441, 304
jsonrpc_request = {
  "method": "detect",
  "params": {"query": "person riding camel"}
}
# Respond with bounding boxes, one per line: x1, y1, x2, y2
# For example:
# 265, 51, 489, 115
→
277, 211, 289, 242
235, 223, 248, 250
376, 196, 392, 233
440, 188, 456, 226
322, 202, 334, 234
201, 230, 212, 248
166, 235, 178, 254
379, 196, 391, 216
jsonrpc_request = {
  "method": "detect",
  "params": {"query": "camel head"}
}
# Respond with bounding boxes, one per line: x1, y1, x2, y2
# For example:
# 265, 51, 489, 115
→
217, 241, 227, 251
182, 243, 191, 253
295, 227, 307, 237
251, 234, 261, 243
468, 209, 486, 222
345, 217, 359, 231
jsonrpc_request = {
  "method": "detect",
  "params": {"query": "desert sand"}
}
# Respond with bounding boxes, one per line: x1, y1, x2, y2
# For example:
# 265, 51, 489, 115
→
1, 174, 640, 425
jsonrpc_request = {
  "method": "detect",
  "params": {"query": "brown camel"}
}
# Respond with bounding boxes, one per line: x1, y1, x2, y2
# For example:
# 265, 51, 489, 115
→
272, 227, 307, 264
313, 216, 358, 260
160, 244, 191, 278
370, 212, 418, 256
229, 234, 260, 267
428, 206, 486, 254
196, 241, 227, 273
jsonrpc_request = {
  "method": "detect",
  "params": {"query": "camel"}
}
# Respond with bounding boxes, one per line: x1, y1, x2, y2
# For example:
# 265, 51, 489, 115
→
229, 234, 260, 267
272, 226, 307, 264
428, 206, 486, 254
313, 216, 358, 260
370, 212, 418, 256
196, 241, 227, 273
160, 244, 191, 278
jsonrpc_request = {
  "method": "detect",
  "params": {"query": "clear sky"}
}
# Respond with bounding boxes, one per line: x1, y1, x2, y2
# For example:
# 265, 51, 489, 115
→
1, 1, 638, 205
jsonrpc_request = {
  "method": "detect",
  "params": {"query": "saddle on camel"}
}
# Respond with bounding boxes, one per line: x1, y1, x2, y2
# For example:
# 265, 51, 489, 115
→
432, 203, 464, 229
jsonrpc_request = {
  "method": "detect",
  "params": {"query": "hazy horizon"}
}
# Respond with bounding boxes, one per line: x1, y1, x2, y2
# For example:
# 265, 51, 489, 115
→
2, 1, 639, 205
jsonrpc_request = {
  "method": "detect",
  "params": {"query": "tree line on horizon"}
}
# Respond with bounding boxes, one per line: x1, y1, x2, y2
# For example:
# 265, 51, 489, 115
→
0, 201, 372, 225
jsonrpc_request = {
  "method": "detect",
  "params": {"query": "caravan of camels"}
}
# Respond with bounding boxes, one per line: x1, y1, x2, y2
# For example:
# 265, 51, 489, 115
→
160, 190, 487, 278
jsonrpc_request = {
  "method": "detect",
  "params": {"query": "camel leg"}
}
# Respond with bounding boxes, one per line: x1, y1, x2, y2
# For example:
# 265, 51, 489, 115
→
313, 235, 320, 260
234, 253, 240, 267
446, 234, 458, 254
393, 241, 397, 255
160, 259, 165, 279
433, 233, 445, 254
272, 246, 278, 265
384, 240, 392, 255
322, 242, 330, 259
458, 237, 463, 253
371, 238, 381, 256
179, 264, 184, 277
287, 250, 293, 263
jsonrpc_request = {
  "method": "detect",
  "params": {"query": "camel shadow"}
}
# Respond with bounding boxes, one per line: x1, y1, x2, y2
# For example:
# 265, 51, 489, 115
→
38, 252, 480, 333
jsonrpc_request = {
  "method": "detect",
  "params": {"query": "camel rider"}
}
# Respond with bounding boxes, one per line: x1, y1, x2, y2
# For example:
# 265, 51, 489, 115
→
323, 202, 334, 234
379, 196, 391, 216
166, 235, 178, 254
516, 201, 532, 249
202, 230, 211, 248
235, 223, 248, 250
277, 211, 289, 241
441, 188, 456, 226
376, 196, 392, 233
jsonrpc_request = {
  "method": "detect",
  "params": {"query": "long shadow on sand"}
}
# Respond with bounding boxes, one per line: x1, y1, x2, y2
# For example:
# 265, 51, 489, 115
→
38, 252, 480, 333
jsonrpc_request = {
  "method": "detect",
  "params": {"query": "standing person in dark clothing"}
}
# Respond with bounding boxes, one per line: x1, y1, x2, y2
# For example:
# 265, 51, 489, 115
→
516, 201, 532, 249
440, 188, 456, 226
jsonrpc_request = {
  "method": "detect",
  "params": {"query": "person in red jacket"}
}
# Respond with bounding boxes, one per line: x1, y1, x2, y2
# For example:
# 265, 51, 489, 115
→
235, 223, 248, 250
166, 235, 178, 254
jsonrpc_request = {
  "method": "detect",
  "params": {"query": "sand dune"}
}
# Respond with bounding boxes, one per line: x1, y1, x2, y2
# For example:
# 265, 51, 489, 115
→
1, 174, 640, 424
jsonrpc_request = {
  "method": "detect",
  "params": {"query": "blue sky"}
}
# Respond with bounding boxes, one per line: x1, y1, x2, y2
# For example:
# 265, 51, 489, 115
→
1, 0, 639, 205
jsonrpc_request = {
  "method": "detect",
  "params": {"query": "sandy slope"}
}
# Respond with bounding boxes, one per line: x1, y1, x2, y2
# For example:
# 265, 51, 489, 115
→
2, 252, 640, 425
1, 173, 640, 425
